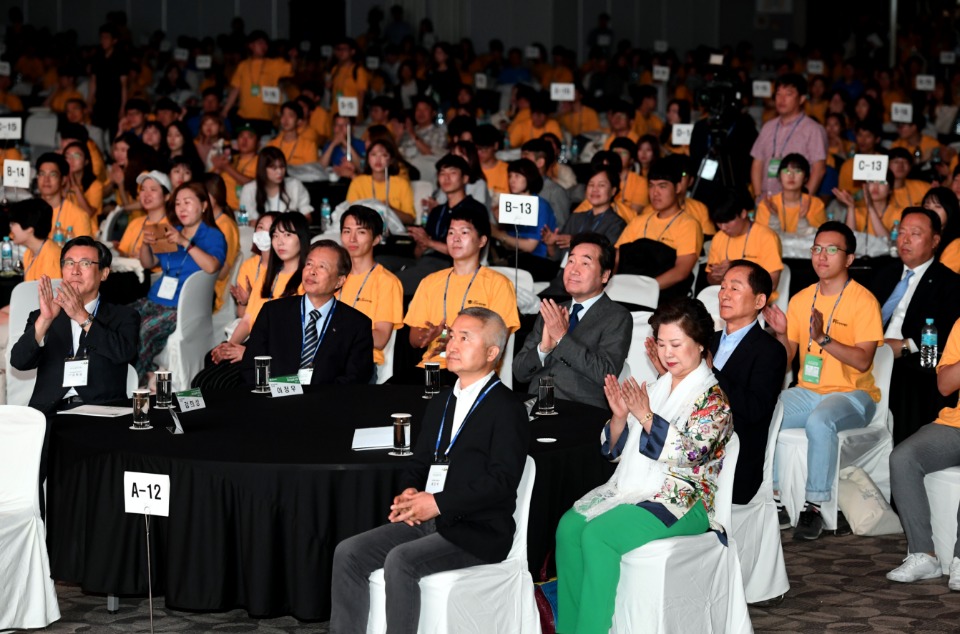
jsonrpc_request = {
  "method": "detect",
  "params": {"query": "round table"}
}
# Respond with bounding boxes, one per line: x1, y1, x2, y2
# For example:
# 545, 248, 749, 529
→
47, 384, 613, 620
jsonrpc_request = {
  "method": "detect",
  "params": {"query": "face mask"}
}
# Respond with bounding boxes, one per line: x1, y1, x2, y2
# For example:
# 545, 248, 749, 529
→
252, 230, 272, 252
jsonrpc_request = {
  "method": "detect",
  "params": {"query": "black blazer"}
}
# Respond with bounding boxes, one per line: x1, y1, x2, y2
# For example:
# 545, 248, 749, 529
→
240, 295, 374, 386
10, 302, 140, 414
868, 260, 960, 348
710, 323, 787, 505
400, 376, 530, 563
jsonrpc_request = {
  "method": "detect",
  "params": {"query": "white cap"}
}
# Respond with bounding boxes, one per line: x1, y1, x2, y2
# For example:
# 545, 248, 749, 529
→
136, 170, 172, 192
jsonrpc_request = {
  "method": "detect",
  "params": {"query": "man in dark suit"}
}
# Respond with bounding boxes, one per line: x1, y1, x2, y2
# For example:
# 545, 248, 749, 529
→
329, 307, 530, 633
241, 240, 374, 385
513, 232, 632, 410
11, 236, 140, 414
868, 207, 960, 444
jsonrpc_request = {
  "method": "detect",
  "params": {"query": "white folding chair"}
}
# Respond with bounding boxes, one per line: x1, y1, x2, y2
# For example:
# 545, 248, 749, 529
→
97, 207, 125, 243
0, 405, 61, 630
731, 401, 790, 603
154, 272, 217, 392
24, 112, 58, 156
488, 266, 539, 315
5, 280, 61, 406
923, 466, 960, 573
604, 274, 659, 310
366, 456, 538, 633
126, 364, 138, 397
377, 330, 398, 385
411, 180, 435, 224
776, 345, 895, 530
696, 285, 725, 331
618, 311, 657, 384
498, 332, 517, 390
211, 255, 244, 347
774, 264, 791, 315
611, 433, 752, 633
238, 225, 254, 258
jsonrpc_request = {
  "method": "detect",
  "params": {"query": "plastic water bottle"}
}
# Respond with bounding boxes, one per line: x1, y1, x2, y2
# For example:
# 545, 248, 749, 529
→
571, 137, 580, 163
921, 318, 938, 369
889, 220, 900, 257
65, 225, 75, 241
320, 197, 332, 231
53, 222, 65, 246
436, 111, 445, 126
1, 237, 13, 276
237, 205, 248, 225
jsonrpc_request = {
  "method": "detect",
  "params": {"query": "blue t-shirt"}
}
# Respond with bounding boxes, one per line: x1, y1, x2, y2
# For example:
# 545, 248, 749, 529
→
323, 138, 366, 167
148, 221, 228, 307
506, 196, 557, 258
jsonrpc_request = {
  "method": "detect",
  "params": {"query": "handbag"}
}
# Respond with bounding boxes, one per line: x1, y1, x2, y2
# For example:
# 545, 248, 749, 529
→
837, 466, 903, 536
533, 552, 559, 634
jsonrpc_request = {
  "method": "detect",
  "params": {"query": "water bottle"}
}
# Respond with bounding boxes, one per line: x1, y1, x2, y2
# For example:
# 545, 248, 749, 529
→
237, 205, 248, 225
436, 111, 445, 126
921, 318, 938, 369
65, 225, 75, 241
559, 144, 569, 164
1, 237, 13, 276
571, 137, 580, 162
53, 222, 65, 246
320, 197, 332, 231
889, 220, 899, 257
503, 134, 510, 150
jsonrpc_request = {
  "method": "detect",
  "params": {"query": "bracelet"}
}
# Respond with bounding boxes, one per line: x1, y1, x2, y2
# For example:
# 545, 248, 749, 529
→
186, 240, 196, 252
641, 412, 654, 423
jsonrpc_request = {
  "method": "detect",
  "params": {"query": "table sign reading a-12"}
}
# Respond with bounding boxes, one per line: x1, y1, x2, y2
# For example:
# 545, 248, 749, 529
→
0, 117, 21, 140
176, 388, 206, 412
499, 194, 539, 227
671, 124, 694, 146
891, 102, 913, 123
852, 154, 889, 182
124, 471, 170, 516
270, 375, 304, 398
3, 159, 29, 188
338, 97, 359, 117
550, 83, 575, 101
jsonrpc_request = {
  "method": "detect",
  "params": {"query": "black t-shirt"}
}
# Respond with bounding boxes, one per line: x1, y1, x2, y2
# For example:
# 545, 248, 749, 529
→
425, 195, 487, 242
91, 49, 130, 114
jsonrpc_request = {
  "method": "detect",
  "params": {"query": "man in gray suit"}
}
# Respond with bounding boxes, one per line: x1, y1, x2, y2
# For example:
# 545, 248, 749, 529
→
514, 232, 632, 410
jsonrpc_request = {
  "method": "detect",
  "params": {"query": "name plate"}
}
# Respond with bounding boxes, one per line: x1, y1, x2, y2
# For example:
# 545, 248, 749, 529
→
175, 388, 206, 412
269, 375, 304, 398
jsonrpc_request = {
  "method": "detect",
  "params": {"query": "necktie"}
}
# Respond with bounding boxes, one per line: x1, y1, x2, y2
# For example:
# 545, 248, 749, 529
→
300, 309, 321, 368
881, 269, 914, 327
568, 304, 583, 332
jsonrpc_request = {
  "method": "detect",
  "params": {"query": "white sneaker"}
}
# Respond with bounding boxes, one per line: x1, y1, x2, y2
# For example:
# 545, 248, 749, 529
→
887, 553, 942, 583
949, 557, 960, 591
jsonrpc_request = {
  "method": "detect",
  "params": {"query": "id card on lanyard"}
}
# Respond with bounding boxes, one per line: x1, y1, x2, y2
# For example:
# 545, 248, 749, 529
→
803, 279, 849, 385
158, 247, 191, 300
426, 380, 501, 493
63, 298, 100, 387
769, 114, 805, 178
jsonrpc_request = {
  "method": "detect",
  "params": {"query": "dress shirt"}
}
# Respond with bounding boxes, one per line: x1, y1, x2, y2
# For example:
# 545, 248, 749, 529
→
65, 295, 100, 398
303, 295, 336, 342
714, 319, 758, 371
538, 291, 606, 364
450, 370, 496, 439
885, 257, 934, 342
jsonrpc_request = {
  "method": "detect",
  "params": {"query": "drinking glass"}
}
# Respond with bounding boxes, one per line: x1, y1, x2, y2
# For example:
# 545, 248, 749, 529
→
131, 389, 152, 430
253, 356, 272, 393
389, 413, 412, 456
423, 362, 440, 399
536, 377, 557, 415
155, 371, 172, 409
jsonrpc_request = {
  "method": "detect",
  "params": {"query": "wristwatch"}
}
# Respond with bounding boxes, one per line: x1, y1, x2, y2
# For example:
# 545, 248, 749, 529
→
79, 314, 93, 329
818, 334, 832, 347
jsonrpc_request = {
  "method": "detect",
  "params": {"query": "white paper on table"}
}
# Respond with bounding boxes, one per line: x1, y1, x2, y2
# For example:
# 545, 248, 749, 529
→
352, 426, 394, 450
58, 405, 129, 417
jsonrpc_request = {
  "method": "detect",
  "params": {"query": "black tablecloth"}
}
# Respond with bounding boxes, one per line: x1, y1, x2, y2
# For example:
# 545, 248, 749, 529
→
47, 384, 612, 620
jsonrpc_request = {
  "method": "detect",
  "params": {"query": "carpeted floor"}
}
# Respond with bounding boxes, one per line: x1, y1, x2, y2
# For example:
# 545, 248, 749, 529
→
11, 532, 960, 633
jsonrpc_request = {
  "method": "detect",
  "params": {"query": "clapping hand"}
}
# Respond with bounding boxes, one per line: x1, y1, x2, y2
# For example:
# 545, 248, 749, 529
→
37, 275, 61, 323
620, 377, 653, 428
603, 374, 628, 421
810, 307, 825, 343
539, 299, 570, 352
762, 304, 787, 336
54, 279, 89, 324
643, 336, 667, 376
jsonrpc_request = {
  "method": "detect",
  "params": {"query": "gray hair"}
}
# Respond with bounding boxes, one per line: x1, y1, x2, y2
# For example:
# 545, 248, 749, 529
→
458, 306, 508, 364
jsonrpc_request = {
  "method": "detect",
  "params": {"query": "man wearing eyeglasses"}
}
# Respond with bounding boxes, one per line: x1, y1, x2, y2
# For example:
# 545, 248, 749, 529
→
11, 236, 140, 415
763, 221, 884, 541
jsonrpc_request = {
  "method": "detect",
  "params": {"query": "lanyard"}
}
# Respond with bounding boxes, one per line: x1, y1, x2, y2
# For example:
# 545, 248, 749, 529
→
589, 208, 608, 232
442, 267, 480, 325
434, 379, 501, 461
280, 135, 300, 163
772, 114, 805, 158
54, 200, 64, 226
249, 58, 265, 87
432, 204, 451, 238
643, 210, 684, 240
725, 223, 753, 260
164, 226, 195, 278
71, 297, 100, 358
300, 296, 337, 362
339, 263, 378, 307
807, 278, 851, 352
23, 240, 47, 278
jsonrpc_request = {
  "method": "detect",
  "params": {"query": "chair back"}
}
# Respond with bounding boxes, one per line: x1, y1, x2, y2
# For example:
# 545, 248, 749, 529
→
774, 264, 791, 314
713, 432, 740, 531
761, 400, 784, 492
696, 285, 724, 331
620, 311, 657, 384
604, 274, 659, 310
238, 225, 254, 260
377, 330, 398, 385
488, 266, 538, 315
158, 271, 216, 391
126, 364, 138, 396
506, 456, 537, 562
411, 180, 434, 224
498, 332, 517, 389
24, 112, 58, 154
211, 255, 244, 347
97, 207, 125, 243
870, 345, 893, 428
5, 279, 61, 406
0, 405, 45, 514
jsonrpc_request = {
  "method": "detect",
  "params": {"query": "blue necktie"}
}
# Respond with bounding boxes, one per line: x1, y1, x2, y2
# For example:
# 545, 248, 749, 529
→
568, 303, 583, 332
300, 309, 321, 368
881, 269, 914, 327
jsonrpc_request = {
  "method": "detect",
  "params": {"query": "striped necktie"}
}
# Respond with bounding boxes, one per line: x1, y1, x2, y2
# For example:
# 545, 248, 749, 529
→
300, 309, 321, 368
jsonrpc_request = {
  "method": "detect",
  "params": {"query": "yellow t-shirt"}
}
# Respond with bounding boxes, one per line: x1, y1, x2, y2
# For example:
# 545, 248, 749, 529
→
310, 106, 332, 140
338, 263, 403, 365
247, 270, 303, 328
482, 161, 509, 197
229, 57, 294, 121
404, 267, 521, 369
0, 147, 23, 162
214, 213, 241, 314
266, 133, 319, 166
884, 180, 931, 230
346, 175, 415, 219
755, 193, 827, 234
66, 180, 104, 232
236, 255, 263, 294
22, 240, 62, 282
330, 63, 370, 114
787, 280, 884, 401
573, 172, 648, 220
603, 130, 640, 151
221, 154, 259, 211
0, 91, 23, 112
88, 140, 108, 184
936, 319, 960, 428
805, 99, 829, 124
891, 135, 940, 162
508, 118, 563, 149
49, 88, 83, 113
118, 216, 170, 261
50, 198, 92, 238
941, 239, 960, 274
706, 222, 783, 275
682, 197, 715, 237
615, 209, 704, 257
558, 106, 601, 136
633, 113, 664, 137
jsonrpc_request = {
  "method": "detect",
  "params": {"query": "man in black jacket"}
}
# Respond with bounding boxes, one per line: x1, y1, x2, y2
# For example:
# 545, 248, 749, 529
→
240, 240, 374, 385
11, 236, 139, 414
329, 307, 530, 633
868, 207, 960, 444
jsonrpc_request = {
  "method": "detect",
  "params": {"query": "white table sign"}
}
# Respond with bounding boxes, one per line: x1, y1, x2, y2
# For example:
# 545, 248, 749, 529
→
752, 80, 773, 98
916, 74, 936, 91
671, 124, 694, 146
269, 375, 304, 398
195, 55, 212, 70
3, 159, 29, 188
941, 51, 956, 65
653, 40, 668, 53
173, 47, 189, 62
124, 472, 170, 516
474, 73, 488, 89
550, 82, 575, 101
852, 154, 889, 181
806, 60, 824, 75
499, 194, 539, 227
652, 65, 670, 82
338, 96, 359, 117
891, 102, 913, 123
773, 39, 788, 51
0, 117, 22, 140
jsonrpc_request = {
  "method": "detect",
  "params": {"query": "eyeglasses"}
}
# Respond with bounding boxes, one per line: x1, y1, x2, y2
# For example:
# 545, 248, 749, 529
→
810, 245, 847, 255
781, 168, 805, 175
61, 259, 100, 269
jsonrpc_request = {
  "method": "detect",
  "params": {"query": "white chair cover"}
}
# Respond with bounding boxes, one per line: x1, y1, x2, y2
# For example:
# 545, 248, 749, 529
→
923, 466, 960, 574
618, 311, 657, 384
377, 330, 398, 385
731, 401, 790, 603
366, 456, 539, 634
5, 280, 61, 406
211, 254, 244, 347
411, 180, 434, 224
604, 274, 659, 309
696, 285, 725, 331
126, 364, 138, 396
332, 199, 409, 237
776, 345, 894, 530
498, 333, 517, 390
0, 405, 61, 630
611, 434, 752, 633
24, 112, 58, 156
97, 206, 126, 243
488, 266, 540, 315
154, 272, 217, 392
773, 264, 791, 315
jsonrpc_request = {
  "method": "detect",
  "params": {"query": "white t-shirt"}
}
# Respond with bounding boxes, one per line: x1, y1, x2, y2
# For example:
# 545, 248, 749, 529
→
239, 177, 314, 220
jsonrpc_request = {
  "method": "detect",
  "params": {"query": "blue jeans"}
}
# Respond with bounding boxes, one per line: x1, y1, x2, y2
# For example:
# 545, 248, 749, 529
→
774, 387, 876, 502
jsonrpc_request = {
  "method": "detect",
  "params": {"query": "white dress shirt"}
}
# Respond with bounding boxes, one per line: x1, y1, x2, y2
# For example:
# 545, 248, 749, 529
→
65, 295, 100, 398
450, 370, 496, 439
885, 257, 934, 343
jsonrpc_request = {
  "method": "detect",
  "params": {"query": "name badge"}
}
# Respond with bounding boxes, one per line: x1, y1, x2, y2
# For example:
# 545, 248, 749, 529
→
425, 463, 449, 494
250, 84, 260, 97
297, 367, 314, 385
802, 354, 823, 384
767, 158, 782, 178
262, 86, 281, 104
158, 275, 179, 300
700, 158, 719, 181
63, 358, 89, 387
